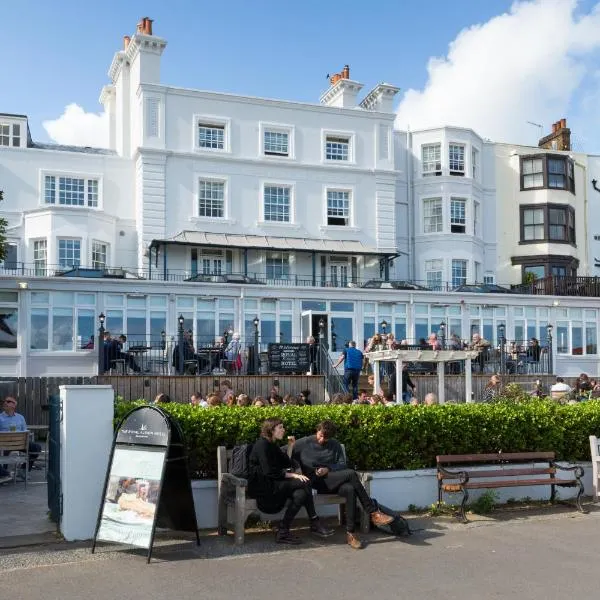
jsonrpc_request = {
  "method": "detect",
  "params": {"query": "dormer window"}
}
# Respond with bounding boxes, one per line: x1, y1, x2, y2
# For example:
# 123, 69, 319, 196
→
0, 122, 20, 147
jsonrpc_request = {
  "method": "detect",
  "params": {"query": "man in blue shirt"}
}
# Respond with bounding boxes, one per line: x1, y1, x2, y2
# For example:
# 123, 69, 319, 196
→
0, 396, 41, 473
333, 341, 363, 400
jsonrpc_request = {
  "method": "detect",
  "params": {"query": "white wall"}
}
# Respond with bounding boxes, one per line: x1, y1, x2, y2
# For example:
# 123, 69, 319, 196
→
60, 384, 114, 541
0, 145, 135, 270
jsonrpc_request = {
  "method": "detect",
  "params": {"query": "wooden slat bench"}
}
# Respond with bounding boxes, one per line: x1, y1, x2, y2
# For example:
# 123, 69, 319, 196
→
436, 451, 585, 523
217, 445, 372, 544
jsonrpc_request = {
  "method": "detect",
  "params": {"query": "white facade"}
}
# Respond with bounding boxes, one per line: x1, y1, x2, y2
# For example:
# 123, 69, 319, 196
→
1, 18, 600, 378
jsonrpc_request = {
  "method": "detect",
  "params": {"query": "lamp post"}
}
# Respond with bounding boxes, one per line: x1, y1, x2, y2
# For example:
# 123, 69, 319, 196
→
546, 324, 554, 375
160, 329, 166, 350
381, 319, 388, 337
97, 312, 105, 375
498, 323, 506, 374
439, 321, 446, 350
177, 314, 185, 375
253, 317, 260, 374
318, 317, 326, 375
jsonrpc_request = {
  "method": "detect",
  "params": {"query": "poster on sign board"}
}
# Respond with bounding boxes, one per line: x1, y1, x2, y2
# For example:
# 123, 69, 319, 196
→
96, 446, 165, 549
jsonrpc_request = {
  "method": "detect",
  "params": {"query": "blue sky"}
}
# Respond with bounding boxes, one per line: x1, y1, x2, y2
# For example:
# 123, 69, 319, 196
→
4, 0, 600, 151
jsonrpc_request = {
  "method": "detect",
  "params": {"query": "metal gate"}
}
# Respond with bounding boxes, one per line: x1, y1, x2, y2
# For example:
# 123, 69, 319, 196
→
47, 394, 62, 526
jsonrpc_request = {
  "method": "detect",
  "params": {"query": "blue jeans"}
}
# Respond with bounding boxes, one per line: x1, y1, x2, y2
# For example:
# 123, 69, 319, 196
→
343, 368, 361, 399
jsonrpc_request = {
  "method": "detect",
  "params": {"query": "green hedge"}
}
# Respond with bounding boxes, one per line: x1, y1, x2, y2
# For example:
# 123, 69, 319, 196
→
114, 400, 600, 479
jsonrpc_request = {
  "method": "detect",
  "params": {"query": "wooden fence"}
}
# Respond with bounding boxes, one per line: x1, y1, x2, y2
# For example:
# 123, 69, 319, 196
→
0, 373, 572, 428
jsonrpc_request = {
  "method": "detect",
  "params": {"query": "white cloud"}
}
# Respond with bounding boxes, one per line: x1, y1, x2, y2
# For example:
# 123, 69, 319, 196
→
395, 0, 600, 148
43, 103, 108, 148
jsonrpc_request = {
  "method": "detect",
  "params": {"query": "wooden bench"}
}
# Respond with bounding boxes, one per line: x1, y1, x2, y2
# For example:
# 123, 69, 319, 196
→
217, 444, 372, 544
589, 436, 600, 500
437, 451, 585, 522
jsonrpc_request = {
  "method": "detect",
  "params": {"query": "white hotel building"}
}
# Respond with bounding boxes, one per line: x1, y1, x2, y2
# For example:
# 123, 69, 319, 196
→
0, 17, 599, 378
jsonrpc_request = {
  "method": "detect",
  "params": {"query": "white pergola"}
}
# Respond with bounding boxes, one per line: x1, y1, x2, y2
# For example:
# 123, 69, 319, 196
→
365, 348, 481, 404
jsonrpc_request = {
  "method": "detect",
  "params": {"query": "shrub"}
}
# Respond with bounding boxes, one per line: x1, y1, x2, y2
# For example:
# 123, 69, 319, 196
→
114, 399, 600, 479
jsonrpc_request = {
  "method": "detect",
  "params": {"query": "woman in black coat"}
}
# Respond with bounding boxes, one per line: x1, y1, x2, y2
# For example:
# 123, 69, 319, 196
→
248, 417, 333, 544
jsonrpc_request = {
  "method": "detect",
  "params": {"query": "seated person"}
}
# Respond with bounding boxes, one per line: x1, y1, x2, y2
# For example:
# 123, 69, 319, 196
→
575, 373, 592, 398
0, 396, 42, 473
117, 335, 142, 373
248, 418, 333, 544
550, 376, 572, 401
469, 333, 491, 372
291, 420, 393, 549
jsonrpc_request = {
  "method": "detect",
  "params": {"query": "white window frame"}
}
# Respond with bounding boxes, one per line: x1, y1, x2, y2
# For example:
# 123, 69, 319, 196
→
193, 114, 231, 153
322, 129, 355, 164
483, 273, 495, 285
57, 238, 81, 270
33, 239, 47, 275
449, 143, 465, 176
40, 171, 103, 209
325, 188, 352, 227
259, 122, 295, 159
450, 197, 467, 234
91, 240, 109, 270
0, 123, 9, 146
197, 177, 227, 219
424, 259, 444, 290
423, 198, 443, 233
422, 143, 442, 177
0, 240, 19, 271
265, 251, 290, 281
259, 181, 295, 225
0, 291, 18, 351
451, 259, 468, 288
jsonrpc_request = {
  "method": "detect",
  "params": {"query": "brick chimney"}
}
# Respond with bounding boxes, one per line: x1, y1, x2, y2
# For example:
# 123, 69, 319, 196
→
538, 118, 571, 151
321, 65, 363, 108
137, 17, 153, 35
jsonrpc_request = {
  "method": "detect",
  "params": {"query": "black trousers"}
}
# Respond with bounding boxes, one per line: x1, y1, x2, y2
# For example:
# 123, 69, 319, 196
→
312, 469, 376, 532
273, 479, 318, 529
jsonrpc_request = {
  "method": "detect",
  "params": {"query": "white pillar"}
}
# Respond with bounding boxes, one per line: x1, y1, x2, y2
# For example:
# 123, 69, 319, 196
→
373, 360, 380, 394
465, 359, 473, 403
396, 359, 403, 403
60, 385, 114, 541
437, 362, 445, 404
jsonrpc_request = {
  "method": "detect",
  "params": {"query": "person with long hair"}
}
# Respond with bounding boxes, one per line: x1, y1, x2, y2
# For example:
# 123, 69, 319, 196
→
248, 417, 334, 544
481, 374, 502, 402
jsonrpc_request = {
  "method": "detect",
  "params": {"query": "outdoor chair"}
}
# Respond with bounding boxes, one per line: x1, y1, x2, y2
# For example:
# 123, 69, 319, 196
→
109, 359, 126, 374
0, 431, 30, 488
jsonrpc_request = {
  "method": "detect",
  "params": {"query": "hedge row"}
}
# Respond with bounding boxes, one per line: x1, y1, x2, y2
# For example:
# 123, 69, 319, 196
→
114, 400, 600, 479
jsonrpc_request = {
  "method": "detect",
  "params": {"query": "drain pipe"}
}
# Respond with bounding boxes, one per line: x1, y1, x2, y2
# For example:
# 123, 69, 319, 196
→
406, 127, 414, 280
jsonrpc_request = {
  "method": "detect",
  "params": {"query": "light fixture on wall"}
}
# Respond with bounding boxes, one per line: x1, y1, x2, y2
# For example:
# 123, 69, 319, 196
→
17, 282, 28, 289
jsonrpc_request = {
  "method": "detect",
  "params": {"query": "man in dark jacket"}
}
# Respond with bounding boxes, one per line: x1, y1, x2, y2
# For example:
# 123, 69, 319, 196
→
388, 364, 416, 403
291, 420, 393, 549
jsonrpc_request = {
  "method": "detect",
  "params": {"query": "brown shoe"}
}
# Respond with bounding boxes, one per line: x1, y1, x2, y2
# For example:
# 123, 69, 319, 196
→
346, 532, 363, 549
370, 510, 394, 527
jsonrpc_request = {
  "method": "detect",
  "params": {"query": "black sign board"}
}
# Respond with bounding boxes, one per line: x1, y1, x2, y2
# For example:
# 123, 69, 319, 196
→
92, 405, 199, 563
267, 343, 311, 374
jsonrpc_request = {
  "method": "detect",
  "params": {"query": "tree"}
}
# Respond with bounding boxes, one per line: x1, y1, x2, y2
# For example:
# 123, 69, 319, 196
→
0, 190, 7, 263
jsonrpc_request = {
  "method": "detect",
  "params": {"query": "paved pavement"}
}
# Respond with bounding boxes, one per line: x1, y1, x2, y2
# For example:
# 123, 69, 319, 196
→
0, 503, 598, 600
0, 454, 57, 548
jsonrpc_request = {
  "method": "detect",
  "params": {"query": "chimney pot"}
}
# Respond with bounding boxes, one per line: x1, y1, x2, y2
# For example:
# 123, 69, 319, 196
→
142, 17, 153, 35
137, 20, 144, 34
123, 35, 131, 49
560, 118, 566, 129
342, 65, 350, 79
552, 122, 558, 133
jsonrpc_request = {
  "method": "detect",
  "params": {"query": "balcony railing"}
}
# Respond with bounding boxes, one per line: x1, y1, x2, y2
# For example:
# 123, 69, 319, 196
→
3, 262, 600, 297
